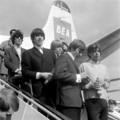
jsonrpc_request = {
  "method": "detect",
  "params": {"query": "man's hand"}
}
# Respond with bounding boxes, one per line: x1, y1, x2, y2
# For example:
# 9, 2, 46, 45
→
81, 73, 90, 84
81, 77, 90, 86
80, 73, 90, 88
92, 78, 102, 90
15, 69, 21, 76
40, 72, 53, 80
44, 68, 54, 84
17, 70, 22, 75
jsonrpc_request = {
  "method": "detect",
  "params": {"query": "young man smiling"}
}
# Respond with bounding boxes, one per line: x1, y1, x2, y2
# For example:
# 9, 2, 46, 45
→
4, 30, 31, 94
79, 44, 110, 120
22, 28, 56, 107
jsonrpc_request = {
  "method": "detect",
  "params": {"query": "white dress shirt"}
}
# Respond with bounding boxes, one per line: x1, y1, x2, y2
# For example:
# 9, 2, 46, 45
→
14, 45, 21, 70
34, 45, 44, 79
34, 45, 43, 54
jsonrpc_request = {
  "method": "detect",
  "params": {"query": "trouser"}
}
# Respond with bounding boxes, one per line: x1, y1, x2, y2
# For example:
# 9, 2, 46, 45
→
57, 105, 81, 120
85, 98, 108, 120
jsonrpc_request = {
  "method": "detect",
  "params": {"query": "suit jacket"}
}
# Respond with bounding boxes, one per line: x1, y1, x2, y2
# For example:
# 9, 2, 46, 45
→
55, 53, 82, 108
0, 40, 13, 74
4, 46, 25, 78
22, 47, 56, 99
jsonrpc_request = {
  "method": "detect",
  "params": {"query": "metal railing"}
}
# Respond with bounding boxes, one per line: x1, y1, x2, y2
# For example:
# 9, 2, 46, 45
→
0, 78, 71, 120
108, 78, 120, 93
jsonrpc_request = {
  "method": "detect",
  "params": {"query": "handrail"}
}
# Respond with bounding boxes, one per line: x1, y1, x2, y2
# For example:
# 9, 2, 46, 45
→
110, 78, 120, 82
108, 89, 120, 93
108, 112, 120, 120
107, 78, 120, 93
0, 78, 71, 120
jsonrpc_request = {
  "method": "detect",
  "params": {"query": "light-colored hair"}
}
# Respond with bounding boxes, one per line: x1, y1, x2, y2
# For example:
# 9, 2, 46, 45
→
50, 39, 63, 51
0, 88, 19, 112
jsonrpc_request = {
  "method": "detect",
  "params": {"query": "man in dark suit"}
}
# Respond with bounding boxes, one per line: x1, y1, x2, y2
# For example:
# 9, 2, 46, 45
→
55, 39, 89, 120
4, 30, 31, 93
22, 28, 56, 107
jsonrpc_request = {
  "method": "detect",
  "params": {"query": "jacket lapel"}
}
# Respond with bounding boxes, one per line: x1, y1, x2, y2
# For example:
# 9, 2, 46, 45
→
67, 53, 80, 74
11, 47, 19, 59
8, 39, 13, 47
42, 48, 48, 61
32, 47, 43, 58
21, 48, 25, 55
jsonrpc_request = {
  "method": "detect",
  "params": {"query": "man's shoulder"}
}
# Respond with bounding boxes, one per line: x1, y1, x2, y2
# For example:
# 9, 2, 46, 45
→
80, 62, 89, 69
44, 48, 52, 52
1, 40, 9, 44
21, 47, 26, 51
100, 64, 107, 69
81, 62, 88, 65
5, 47, 12, 52
23, 48, 32, 53
58, 53, 68, 60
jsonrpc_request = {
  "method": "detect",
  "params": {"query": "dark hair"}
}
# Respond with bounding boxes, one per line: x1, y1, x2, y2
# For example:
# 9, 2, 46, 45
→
0, 88, 19, 112
50, 39, 63, 51
108, 99, 116, 105
30, 28, 45, 42
68, 39, 86, 52
87, 43, 101, 58
10, 29, 16, 36
62, 42, 69, 48
11, 30, 23, 44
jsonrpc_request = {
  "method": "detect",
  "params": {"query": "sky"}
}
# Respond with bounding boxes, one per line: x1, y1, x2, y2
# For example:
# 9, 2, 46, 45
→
0, 0, 120, 79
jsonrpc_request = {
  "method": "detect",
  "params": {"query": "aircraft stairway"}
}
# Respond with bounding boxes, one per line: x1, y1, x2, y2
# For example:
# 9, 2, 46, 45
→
108, 78, 120, 120
0, 77, 120, 120
0, 78, 71, 120
108, 78, 120, 100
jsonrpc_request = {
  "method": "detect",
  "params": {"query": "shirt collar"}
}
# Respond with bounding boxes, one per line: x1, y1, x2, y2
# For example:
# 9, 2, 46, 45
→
14, 44, 21, 49
89, 60, 100, 68
34, 45, 43, 50
67, 52, 75, 60
34, 45, 43, 54
89, 60, 100, 65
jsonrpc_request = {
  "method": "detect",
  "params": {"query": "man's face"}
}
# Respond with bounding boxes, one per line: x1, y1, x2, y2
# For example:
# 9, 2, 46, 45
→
54, 47, 63, 55
33, 35, 44, 47
89, 48, 101, 61
72, 47, 84, 58
14, 36, 23, 46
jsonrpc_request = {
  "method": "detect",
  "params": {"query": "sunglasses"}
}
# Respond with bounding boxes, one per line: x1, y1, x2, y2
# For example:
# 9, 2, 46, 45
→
15, 35, 23, 39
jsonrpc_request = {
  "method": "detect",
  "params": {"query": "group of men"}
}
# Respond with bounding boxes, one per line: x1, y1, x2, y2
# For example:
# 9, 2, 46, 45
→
0, 28, 110, 120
